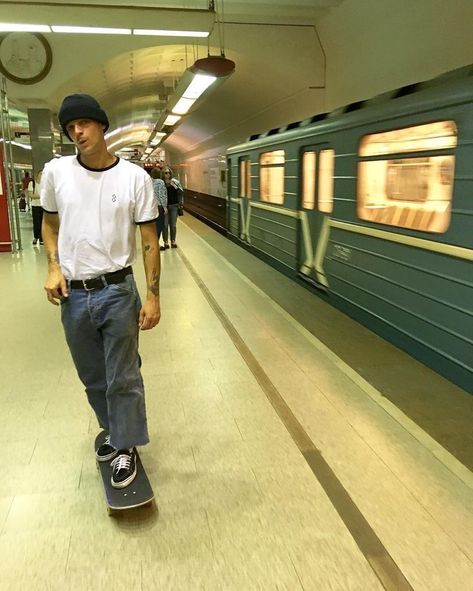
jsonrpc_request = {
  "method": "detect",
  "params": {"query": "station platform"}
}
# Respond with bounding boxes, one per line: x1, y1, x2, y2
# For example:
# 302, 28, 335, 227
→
0, 212, 472, 590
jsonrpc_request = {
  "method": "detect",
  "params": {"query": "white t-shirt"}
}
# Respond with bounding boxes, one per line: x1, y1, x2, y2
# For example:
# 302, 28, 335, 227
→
41, 156, 157, 280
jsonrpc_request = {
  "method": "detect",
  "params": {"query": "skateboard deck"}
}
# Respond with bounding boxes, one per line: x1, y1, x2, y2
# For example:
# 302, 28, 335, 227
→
94, 431, 154, 513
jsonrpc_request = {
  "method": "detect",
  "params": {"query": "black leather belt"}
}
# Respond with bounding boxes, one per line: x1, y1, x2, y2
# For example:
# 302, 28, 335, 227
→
69, 266, 133, 291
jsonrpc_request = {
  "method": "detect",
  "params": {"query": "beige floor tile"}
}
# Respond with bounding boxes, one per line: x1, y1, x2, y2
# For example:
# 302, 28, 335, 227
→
191, 417, 244, 442
221, 390, 278, 423
212, 546, 303, 590
141, 558, 218, 590
0, 496, 13, 533
302, 366, 473, 561
3, 488, 105, 533
156, 467, 263, 514
192, 438, 251, 473
217, 378, 263, 398
1, 569, 68, 591
297, 401, 473, 590
252, 464, 325, 504
64, 566, 142, 591
140, 441, 196, 476
30, 435, 90, 465
68, 508, 212, 569
0, 460, 81, 497
234, 412, 290, 441
0, 528, 71, 581
3, 438, 37, 467
290, 539, 383, 591
182, 394, 231, 425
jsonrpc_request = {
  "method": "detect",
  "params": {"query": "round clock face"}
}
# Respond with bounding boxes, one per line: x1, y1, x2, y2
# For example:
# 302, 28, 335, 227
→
0, 32, 52, 85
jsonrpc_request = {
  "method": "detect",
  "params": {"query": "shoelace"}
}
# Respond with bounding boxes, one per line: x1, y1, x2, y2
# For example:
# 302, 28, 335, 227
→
111, 452, 132, 473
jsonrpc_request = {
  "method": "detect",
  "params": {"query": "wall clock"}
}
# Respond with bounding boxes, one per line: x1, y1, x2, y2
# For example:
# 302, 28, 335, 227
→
0, 32, 52, 85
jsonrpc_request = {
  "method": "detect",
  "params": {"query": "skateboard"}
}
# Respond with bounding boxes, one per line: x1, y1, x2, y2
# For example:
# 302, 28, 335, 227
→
94, 431, 154, 515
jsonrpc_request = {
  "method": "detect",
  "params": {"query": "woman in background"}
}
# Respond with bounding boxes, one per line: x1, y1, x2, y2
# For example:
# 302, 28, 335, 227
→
162, 166, 183, 249
149, 168, 167, 251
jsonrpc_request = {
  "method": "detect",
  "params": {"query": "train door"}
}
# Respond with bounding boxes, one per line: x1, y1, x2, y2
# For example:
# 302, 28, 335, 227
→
226, 157, 232, 231
297, 145, 335, 289
237, 156, 251, 241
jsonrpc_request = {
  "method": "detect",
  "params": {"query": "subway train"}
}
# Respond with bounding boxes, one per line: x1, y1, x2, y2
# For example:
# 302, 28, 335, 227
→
182, 64, 473, 394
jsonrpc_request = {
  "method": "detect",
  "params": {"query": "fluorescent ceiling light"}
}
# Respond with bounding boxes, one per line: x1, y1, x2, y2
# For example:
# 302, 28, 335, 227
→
0, 139, 32, 150
133, 29, 208, 37
52, 25, 131, 34
150, 133, 166, 146
172, 97, 195, 115
168, 73, 216, 118
163, 114, 181, 126
13, 141, 32, 150
105, 124, 134, 140
183, 74, 216, 99
0, 23, 51, 32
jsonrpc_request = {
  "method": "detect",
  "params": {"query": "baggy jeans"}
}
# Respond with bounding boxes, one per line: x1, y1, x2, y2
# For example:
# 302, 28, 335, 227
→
60, 274, 149, 450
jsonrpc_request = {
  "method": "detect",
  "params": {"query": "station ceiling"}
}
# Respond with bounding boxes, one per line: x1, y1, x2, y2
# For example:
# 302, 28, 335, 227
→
1, 0, 346, 160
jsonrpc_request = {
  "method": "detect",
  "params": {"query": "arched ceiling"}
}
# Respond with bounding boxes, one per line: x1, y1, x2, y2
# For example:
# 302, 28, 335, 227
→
52, 44, 192, 152
2, 0, 343, 159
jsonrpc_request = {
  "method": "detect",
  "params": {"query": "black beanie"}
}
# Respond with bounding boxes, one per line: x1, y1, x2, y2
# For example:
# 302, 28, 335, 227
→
59, 94, 109, 140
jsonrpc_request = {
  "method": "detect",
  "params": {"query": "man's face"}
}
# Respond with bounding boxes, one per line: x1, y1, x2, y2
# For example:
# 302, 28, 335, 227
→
65, 119, 105, 155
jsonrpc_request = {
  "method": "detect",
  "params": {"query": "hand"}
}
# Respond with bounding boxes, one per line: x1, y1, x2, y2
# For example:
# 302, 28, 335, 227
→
164, 207, 168, 214
139, 297, 161, 330
44, 269, 68, 306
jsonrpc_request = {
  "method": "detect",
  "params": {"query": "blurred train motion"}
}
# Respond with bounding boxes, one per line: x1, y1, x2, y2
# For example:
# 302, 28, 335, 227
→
180, 64, 473, 394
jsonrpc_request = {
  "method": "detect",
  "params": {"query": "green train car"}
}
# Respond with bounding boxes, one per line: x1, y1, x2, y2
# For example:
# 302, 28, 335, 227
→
226, 65, 473, 394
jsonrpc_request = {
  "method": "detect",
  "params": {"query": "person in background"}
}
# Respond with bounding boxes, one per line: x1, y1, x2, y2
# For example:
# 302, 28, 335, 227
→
29, 169, 44, 245
149, 167, 168, 251
41, 93, 161, 489
21, 171, 32, 192
162, 166, 184, 250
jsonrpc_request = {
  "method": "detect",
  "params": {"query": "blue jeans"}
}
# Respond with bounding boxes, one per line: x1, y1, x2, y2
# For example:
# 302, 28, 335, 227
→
60, 274, 149, 450
156, 206, 165, 240
163, 204, 179, 243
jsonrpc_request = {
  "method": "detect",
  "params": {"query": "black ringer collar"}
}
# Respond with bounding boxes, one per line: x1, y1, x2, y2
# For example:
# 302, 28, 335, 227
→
77, 155, 120, 172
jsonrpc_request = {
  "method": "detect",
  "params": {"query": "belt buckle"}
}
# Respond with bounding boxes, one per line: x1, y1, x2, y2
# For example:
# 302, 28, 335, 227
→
82, 279, 95, 291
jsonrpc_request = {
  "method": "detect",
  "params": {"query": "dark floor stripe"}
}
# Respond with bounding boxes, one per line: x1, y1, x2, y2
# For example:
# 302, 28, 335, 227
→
179, 250, 414, 591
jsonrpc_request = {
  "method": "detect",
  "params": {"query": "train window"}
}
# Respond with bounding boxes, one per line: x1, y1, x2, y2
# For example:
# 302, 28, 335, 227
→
260, 150, 285, 204
302, 151, 316, 209
239, 159, 251, 198
359, 121, 457, 156
358, 121, 457, 232
318, 149, 335, 213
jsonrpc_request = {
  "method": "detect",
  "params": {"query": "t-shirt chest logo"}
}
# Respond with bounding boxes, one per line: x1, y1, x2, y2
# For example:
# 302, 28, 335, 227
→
112, 194, 118, 203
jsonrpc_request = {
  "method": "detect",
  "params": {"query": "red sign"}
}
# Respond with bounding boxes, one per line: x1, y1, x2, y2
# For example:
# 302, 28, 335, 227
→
0, 145, 12, 252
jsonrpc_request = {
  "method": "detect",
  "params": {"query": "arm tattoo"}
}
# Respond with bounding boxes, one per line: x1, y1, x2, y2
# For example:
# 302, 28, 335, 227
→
143, 244, 154, 257
47, 250, 60, 265
149, 271, 160, 297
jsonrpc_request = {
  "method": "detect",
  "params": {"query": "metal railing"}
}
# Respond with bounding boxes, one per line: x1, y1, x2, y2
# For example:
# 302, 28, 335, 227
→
0, 75, 22, 253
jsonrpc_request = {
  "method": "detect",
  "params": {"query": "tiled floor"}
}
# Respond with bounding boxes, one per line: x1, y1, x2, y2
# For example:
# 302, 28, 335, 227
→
0, 212, 472, 590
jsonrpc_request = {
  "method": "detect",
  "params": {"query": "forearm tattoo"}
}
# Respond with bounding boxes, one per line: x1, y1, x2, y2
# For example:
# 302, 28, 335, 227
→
149, 270, 160, 297
47, 250, 60, 266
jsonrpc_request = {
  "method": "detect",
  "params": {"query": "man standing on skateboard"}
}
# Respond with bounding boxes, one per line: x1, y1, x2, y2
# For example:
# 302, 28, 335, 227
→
41, 94, 161, 488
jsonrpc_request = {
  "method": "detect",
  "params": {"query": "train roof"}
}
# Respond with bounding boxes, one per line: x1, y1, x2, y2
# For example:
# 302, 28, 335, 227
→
228, 63, 473, 154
